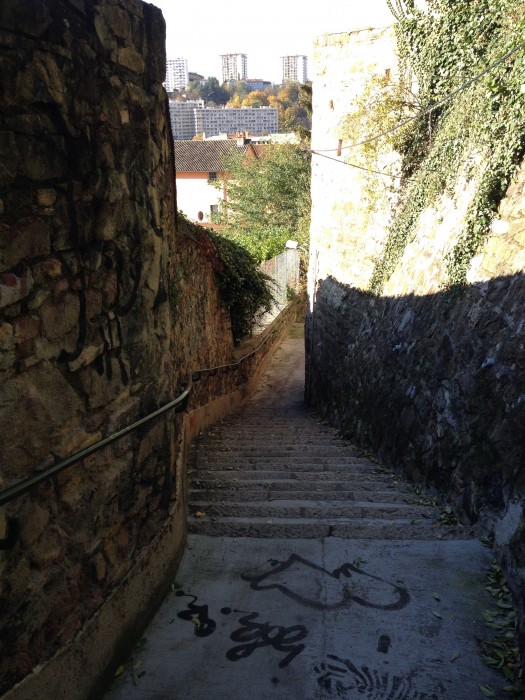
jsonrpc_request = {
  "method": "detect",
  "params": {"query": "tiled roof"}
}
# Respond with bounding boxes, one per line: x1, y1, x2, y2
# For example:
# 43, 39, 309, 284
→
173, 140, 249, 173
252, 144, 267, 158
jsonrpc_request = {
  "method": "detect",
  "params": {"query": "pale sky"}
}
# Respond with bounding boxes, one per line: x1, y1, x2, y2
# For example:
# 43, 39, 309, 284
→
147, 0, 394, 84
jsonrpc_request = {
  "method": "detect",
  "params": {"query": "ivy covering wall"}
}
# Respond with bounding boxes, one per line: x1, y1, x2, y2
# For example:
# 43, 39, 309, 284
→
352, 0, 525, 293
176, 215, 275, 344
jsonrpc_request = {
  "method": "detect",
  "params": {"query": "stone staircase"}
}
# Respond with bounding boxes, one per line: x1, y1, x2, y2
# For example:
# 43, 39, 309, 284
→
188, 405, 472, 542
105, 327, 505, 700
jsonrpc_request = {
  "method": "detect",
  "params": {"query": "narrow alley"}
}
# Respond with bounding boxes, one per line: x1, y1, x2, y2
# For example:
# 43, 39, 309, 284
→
105, 324, 504, 700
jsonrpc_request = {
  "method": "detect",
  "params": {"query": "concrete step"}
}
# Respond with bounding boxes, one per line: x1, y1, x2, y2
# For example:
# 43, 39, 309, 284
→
196, 457, 369, 468
188, 488, 422, 503
204, 434, 343, 444
197, 444, 359, 454
223, 415, 326, 423
196, 445, 362, 455
187, 515, 473, 540
189, 477, 413, 492
190, 467, 400, 480
197, 443, 368, 460
199, 431, 352, 441
190, 462, 385, 473
190, 475, 403, 489
187, 500, 439, 520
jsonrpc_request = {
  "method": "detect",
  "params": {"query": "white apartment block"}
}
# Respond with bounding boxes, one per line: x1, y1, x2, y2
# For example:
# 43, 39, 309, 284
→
221, 53, 248, 83
169, 100, 204, 140
168, 102, 278, 140
164, 58, 188, 92
194, 107, 278, 138
282, 55, 308, 83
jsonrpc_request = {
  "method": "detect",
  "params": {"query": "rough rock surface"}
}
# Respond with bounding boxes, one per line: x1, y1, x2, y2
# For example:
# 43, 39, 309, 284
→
0, 1, 238, 694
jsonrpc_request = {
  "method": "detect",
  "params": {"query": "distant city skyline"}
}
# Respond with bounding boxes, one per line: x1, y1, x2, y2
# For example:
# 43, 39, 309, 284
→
149, 0, 394, 84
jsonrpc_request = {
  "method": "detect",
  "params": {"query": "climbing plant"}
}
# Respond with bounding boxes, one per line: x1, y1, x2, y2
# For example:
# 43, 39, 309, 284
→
191, 221, 275, 343
338, 70, 419, 225
367, 0, 525, 293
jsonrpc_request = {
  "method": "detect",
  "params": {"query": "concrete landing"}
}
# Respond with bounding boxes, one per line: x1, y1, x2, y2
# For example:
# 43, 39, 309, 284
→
104, 325, 504, 700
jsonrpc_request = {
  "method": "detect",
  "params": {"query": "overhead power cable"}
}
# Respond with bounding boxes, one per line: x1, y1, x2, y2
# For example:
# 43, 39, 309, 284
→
309, 149, 414, 181
315, 43, 522, 153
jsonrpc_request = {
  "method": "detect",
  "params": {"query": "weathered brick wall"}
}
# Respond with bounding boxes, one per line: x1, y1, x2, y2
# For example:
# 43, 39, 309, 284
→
306, 28, 525, 639
0, 1, 238, 695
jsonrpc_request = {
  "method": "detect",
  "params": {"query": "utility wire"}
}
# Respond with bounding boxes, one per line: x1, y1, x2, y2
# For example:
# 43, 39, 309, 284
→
310, 149, 415, 181
315, 43, 522, 153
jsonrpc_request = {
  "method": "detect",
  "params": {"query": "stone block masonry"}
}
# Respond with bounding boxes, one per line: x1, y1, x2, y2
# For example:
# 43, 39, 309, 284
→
0, 1, 274, 697
0, 0, 178, 693
307, 27, 525, 654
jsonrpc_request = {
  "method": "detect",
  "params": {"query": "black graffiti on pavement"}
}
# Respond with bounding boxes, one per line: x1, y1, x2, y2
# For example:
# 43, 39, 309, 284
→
241, 554, 410, 611
175, 591, 217, 637
377, 634, 391, 654
314, 654, 442, 700
222, 608, 307, 668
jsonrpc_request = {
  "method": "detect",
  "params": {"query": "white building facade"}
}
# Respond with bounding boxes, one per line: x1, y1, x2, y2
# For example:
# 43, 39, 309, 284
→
174, 141, 260, 224
169, 100, 204, 140
221, 53, 248, 82
165, 58, 188, 92
282, 55, 308, 83
194, 107, 278, 138
168, 102, 278, 139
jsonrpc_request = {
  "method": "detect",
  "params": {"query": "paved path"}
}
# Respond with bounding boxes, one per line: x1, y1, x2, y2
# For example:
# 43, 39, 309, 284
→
105, 324, 503, 700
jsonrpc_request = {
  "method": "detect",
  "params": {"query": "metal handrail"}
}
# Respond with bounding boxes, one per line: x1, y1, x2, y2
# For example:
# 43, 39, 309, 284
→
191, 307, 289, 381
0, 303, 292, 510
0, 384, 192, 508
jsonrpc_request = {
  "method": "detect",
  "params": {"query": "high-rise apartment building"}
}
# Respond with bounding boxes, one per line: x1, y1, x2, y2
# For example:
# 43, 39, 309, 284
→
221, 54, 248, 83
281, 55, 308, 84
164, 58, 188, 92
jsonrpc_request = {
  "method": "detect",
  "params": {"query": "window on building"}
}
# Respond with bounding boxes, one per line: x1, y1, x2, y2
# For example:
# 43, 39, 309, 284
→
210, 204, 219, 214
209, 172, 217, 179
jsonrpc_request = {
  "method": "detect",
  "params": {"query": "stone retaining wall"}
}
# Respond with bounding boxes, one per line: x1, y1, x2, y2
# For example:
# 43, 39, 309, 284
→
0, 0, 181, 691
306, 28, 525, 649
0, 1, 279, 696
